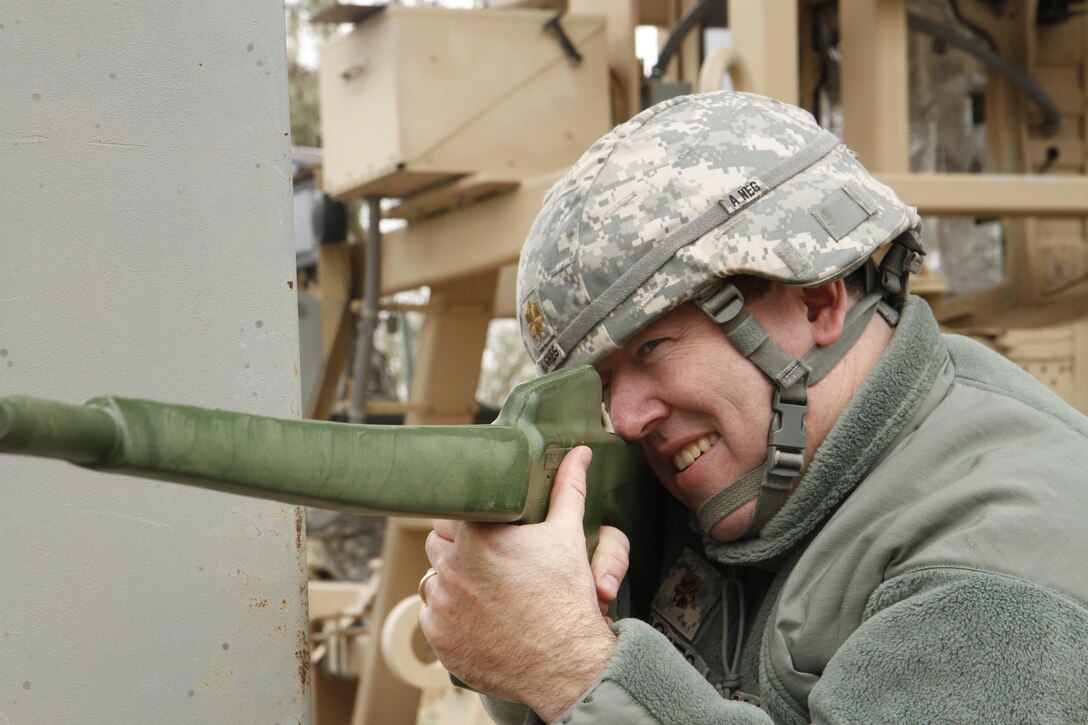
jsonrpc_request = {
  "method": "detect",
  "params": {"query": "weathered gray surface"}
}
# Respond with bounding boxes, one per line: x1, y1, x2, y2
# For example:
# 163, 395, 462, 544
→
0, 2, 310, 723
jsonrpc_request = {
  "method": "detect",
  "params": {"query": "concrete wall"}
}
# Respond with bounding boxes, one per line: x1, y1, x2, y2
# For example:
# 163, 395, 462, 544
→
0, 2, 310, 722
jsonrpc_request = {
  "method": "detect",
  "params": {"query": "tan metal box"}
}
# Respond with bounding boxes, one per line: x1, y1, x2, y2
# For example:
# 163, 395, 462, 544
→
967, 320, 1088, 415
319, 6, 611, 199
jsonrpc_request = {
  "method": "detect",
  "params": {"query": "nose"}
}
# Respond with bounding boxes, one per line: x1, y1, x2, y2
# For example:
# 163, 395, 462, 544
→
606, 369, 667, 441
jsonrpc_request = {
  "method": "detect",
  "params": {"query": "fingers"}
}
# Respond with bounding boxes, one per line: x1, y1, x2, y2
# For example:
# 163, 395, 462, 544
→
546, 446, 592, 528
425, 528, 454, 570
426, 520, 465, 572
431, 518, 462, 541
591, 525, 630, 611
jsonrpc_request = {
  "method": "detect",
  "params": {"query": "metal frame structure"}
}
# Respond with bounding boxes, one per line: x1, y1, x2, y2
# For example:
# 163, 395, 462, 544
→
307, 2, 1088, 722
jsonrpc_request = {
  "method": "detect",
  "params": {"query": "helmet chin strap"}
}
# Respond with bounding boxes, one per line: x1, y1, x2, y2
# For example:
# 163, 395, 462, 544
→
693, 237, 923, 539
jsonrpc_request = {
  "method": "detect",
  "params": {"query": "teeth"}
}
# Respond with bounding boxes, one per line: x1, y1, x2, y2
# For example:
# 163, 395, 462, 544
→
673, 434, 720, 471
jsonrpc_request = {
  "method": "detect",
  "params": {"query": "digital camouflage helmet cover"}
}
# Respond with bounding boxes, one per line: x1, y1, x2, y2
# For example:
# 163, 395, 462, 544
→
517, 92, 924, 537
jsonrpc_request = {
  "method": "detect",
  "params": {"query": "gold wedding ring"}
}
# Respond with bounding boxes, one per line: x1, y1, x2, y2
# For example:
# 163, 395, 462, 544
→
418, 567, 439, 606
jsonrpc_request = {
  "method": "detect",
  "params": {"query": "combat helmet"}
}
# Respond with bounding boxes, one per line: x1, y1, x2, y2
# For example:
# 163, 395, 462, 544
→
517, 91, 924, 538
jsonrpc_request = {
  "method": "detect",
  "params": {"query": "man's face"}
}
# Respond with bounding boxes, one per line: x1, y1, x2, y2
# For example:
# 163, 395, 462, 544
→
595, 288, 814, 541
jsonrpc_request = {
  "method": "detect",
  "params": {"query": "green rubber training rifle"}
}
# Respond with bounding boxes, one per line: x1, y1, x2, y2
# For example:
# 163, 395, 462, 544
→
0, 365, 662, 605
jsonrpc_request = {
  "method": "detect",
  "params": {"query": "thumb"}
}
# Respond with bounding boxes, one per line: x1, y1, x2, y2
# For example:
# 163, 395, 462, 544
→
546, 445, 592, 529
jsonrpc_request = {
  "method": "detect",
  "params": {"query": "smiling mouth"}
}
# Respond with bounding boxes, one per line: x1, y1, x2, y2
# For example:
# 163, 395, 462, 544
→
672, 433, 720, 471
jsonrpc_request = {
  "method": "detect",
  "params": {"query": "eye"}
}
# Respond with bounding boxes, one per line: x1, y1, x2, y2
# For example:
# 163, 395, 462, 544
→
637, 338, 665, 359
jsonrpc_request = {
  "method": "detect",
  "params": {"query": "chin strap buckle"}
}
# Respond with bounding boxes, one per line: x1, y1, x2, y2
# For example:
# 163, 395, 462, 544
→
696, 283, 745, 327
767, 389, 807, 479
877, 234, 926, 303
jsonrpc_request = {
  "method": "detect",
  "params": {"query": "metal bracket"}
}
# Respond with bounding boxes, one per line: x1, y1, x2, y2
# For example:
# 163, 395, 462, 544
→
543, 12, 582, 66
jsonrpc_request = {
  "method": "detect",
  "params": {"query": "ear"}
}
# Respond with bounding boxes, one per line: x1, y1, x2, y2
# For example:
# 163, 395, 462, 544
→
800, 280, 850, 346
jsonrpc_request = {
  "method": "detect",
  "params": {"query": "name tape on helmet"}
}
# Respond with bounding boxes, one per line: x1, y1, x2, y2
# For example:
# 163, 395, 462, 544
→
718, 179, 764, 216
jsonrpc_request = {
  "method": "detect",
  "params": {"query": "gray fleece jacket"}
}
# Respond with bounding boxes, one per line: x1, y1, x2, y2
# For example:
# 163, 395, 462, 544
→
486, 297, 1088, 724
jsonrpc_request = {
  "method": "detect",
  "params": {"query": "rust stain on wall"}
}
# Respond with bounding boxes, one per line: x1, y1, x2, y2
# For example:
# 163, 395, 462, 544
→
296, 628, 311, 692
224, 564, 264, 589
294, 507, 304, 552
203, 660, 236, 692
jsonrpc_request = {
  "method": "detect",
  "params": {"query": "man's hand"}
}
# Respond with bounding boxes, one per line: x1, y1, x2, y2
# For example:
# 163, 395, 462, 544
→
418, 446, 619, 721
592, 524, 630, 622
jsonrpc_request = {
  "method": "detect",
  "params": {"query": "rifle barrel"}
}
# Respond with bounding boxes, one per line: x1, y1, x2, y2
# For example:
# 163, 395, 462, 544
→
0, 395, 531, 521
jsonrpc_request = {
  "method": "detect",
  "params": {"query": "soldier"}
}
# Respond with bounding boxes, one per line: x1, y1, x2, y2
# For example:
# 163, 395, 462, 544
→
419, 92, 1088, 723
